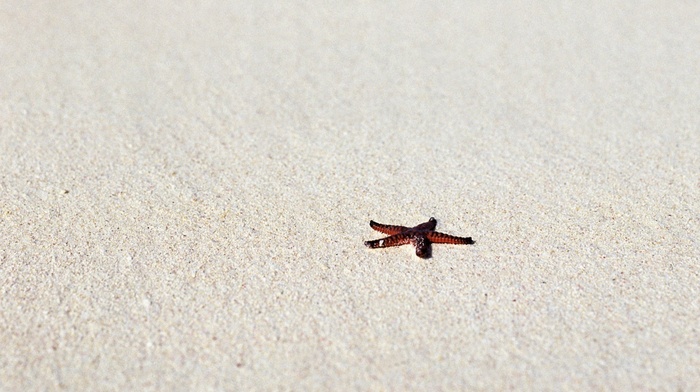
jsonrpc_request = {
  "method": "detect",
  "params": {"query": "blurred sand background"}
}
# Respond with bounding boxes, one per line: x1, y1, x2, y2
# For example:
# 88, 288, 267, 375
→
1, 1, 699, 390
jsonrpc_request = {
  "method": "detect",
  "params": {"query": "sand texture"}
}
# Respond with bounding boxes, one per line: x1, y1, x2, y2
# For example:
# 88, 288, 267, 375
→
1, 1, 699, 390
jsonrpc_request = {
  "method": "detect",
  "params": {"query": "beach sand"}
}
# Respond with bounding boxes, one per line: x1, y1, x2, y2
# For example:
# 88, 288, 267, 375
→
1, 1, 699, 390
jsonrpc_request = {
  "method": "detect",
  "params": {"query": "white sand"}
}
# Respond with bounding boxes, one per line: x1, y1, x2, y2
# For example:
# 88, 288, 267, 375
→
2, 1, 699, 390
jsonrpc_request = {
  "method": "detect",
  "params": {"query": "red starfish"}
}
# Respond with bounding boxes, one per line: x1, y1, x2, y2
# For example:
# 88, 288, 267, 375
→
364, 217, 474, 258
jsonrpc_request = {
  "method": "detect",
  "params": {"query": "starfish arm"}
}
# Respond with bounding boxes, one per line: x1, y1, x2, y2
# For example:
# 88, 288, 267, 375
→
364, 233, 412, 249
369, 220, 410, 235
412, 217, 437, 231
411, 235, 431, 258
426, 232, 475, 245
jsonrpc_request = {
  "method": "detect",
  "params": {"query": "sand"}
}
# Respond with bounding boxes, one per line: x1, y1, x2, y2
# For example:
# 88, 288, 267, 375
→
1, 1, 699, 390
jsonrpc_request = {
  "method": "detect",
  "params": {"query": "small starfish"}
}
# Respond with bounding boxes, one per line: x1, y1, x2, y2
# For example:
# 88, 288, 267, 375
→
364, 217, 474, 258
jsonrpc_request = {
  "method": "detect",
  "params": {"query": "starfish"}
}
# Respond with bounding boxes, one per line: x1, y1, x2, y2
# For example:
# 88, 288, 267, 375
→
364, 217, 474, 258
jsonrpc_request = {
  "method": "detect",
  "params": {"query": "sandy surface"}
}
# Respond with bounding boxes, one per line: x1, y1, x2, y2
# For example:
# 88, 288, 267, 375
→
2, 1, 699, 390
